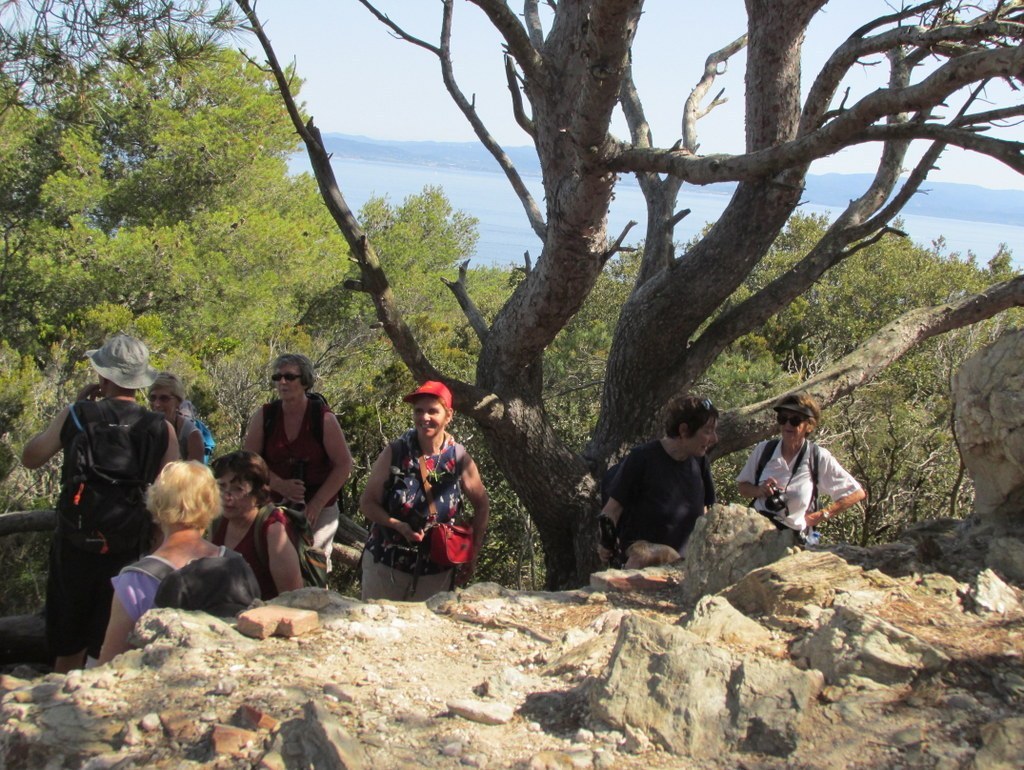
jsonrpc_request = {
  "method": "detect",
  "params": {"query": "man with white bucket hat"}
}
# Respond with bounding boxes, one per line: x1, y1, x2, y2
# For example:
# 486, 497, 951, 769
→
22, 334, 177, 672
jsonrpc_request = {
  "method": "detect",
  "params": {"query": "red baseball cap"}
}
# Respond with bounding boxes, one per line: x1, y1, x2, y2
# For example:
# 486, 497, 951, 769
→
403, 380, 453, 410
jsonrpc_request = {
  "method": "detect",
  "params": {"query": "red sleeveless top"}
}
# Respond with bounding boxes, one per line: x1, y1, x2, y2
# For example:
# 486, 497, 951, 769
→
262, 399, 339, 506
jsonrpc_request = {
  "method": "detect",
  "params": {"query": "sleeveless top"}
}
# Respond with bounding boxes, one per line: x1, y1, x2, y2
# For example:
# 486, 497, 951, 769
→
364, 428, 465, 575
262, 399, 338, 506
176, 416, 198, 460
211, 506, 292, 599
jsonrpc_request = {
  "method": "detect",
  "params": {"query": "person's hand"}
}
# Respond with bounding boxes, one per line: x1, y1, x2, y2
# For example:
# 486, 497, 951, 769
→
394, 521, 424, 543
759, 478, 779, 498
76, 383, 102, 401
805, 509, 827, 528
598, 544, 613, 562
304, 499, 324, 526
278, 478, 306, 503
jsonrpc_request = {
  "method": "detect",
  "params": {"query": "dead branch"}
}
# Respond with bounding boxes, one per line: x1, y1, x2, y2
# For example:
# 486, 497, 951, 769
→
682, 34, 746, 153
0, 509, 55, 537
442, 260, 491, 343
601, 220, 638, 262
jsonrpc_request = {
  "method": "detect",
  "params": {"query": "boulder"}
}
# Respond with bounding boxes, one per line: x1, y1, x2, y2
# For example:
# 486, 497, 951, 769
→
952, 329, 1024, 527
681, 595, 774, 647
720, 550, 896, 619
590, 614, 821, 758
791, 605, 949, 688
679, 503, 797, 609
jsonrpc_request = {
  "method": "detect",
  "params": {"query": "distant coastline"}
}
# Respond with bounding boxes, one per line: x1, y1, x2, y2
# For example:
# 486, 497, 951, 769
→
317, 133, 1024, 228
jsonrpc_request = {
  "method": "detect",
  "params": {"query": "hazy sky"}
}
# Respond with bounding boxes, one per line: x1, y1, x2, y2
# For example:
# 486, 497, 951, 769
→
246, 1, 1024, 191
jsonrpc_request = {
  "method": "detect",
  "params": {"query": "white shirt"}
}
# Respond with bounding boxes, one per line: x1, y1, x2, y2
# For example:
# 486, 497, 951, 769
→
736, 440, 862, 531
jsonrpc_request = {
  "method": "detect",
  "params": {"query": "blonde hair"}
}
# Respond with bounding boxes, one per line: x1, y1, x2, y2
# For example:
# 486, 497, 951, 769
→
150, 371, 187, 403
146, 461, 220, 530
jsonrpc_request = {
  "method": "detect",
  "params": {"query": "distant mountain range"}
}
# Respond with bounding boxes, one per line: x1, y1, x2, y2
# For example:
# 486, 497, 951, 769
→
318, 133, 1023, 227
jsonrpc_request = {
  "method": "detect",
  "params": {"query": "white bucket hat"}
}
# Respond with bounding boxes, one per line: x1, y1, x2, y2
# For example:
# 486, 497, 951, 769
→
85, 334, 159, 390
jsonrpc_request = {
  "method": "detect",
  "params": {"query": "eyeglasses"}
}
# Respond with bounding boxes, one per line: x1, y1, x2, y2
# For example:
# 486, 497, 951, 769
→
271, 373, 301, 382
777, 413, 808, 427
149, 393, 175, 403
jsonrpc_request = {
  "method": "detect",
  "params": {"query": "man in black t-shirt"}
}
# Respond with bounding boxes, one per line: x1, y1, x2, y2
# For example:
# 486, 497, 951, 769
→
22, 334, 177, 672
599, 395, 718, 567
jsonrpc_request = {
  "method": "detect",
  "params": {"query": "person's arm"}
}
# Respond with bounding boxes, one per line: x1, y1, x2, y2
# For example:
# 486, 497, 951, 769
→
98, 596, 135, 665
21, 406, 70, 469
457, 454, 489, 583
597, 497, 624, 562
264, 520, 304, 594
804, 488, 866, 529
736, 444, 779, 503
185, 427, 205, 463
160, 421, 180, 469
359, 447, 422, 543
243, 407, 304, 501
304, 412, 354, 525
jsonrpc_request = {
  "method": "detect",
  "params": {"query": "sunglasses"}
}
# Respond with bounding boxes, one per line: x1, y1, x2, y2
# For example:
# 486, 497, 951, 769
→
271, 373, 301, 382
700, 398, 714, 411
777, 412, 808, 427
149, 393, 175, 403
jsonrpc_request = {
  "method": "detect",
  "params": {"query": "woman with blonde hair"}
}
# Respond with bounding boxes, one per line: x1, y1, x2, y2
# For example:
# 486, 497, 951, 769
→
148, 372, 205, 462
98, 462, 259, 664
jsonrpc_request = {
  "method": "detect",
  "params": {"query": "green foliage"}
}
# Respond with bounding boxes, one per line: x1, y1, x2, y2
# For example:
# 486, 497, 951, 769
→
710, 214, 1019, 544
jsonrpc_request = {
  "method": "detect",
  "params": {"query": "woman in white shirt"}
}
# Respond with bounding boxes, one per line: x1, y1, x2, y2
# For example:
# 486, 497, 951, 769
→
737, 393, 865, 540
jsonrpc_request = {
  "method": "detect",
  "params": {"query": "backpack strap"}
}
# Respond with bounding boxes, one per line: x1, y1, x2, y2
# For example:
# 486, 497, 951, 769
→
250, 503, 277, 570
123, 555, 175, 582
262, 397, 326, 451
808, 442, 820, 514
754, 439, 781, 486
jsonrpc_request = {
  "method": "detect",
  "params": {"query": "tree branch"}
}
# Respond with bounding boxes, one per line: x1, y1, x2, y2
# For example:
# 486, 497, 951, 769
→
717, 275, 1024, 455
682, 34, 746, 153
235, 0, 500, 421
442, 260, 490, 343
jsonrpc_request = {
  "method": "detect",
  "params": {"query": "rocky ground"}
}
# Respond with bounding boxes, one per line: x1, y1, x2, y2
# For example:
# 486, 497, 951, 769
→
1, 506, 1023, 770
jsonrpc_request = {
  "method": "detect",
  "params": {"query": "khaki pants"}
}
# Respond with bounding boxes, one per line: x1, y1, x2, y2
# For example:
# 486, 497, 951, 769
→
360, 551, 454, 602
311, 503, 339, 573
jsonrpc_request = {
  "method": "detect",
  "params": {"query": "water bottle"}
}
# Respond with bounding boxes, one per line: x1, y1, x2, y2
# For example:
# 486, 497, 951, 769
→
804, 529, 821, 547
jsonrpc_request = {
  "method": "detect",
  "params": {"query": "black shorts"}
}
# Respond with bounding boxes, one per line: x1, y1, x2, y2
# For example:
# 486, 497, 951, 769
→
46, 537, 135, 659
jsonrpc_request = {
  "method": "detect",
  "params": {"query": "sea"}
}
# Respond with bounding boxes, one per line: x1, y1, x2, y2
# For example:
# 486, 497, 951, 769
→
323, 157, 1023, 268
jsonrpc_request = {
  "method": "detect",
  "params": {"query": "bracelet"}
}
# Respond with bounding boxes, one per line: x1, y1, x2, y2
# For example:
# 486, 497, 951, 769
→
822, 509, 832, 520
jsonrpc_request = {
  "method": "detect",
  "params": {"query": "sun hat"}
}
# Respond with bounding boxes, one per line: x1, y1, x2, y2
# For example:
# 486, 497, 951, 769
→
403, 380, 453, 410
85, 334, 159, 390
772, 397, 816, 419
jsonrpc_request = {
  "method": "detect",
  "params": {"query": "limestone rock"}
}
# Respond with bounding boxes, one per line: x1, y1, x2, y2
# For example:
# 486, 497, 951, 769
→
448, 698, 516, 725
270, 700, 365, 770
679, 503, 795, 609
971, 716, 1024, 770
959, 568, 1024, 615
952, 329, 1024, 524
682, 595, 774, 647
792, 605, 949, 687
986, 536, 1024, 586
131, 607, 254, 652
720, 549, 895, 619
590, 614, 821, 758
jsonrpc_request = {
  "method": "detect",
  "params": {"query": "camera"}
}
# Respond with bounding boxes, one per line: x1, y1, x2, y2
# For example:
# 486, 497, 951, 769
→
764, 491, 788, 513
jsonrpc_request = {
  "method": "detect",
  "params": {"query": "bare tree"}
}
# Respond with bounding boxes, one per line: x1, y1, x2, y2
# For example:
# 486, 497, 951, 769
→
236, 0, 1024, 587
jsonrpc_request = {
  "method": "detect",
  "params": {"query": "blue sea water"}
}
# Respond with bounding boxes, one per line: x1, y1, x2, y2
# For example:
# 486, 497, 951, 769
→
326, 157, 1022, 268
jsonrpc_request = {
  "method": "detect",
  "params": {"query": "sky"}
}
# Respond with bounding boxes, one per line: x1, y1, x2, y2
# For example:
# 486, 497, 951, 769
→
243, 1, 1024, 191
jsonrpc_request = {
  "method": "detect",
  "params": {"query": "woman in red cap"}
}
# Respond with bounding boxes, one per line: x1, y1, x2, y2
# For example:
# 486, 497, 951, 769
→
359, 380, 489, 601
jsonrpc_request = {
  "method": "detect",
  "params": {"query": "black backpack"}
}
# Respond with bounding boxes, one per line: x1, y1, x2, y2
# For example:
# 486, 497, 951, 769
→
125, 551, 260, 617
57, 400, 165, 555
